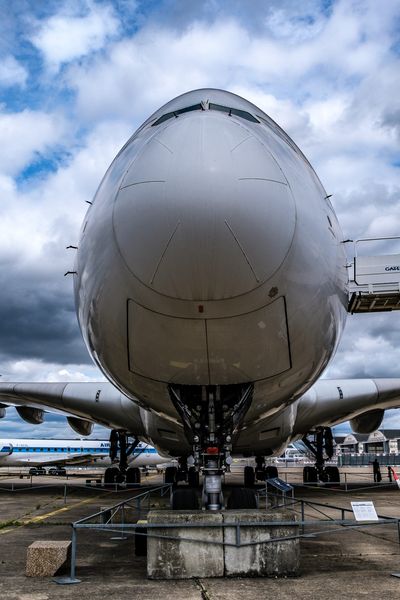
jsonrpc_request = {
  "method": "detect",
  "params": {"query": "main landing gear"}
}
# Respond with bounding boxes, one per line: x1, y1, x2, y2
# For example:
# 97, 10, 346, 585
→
302, 427, 340, 484
104, 430, 142, 487
243, 457, 279, 488
169, 383, 254, 510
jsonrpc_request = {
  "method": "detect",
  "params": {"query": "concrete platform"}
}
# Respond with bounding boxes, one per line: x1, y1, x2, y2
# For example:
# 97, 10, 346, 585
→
1, 470, 400, 599
223, 509, 299, 577
148, 510, 224, 579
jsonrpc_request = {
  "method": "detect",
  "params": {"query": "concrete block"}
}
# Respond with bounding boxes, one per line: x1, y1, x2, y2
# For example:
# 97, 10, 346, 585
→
223, 510, 300, 577
147, 510, 224, 579
26, 540, 71, 577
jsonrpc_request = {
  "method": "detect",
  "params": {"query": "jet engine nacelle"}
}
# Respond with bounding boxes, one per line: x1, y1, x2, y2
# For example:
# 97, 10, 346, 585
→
67, 416, 93, 436
16, 406, 44, 425
350, 409, 384, 434
0, 403, 6, 419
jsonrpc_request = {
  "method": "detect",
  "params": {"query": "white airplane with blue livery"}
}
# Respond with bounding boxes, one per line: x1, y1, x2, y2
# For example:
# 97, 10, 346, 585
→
1, 89, 400, 506
0, 439, 167, 473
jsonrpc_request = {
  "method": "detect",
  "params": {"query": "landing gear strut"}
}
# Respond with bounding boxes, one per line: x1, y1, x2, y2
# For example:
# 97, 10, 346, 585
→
302, 427, 339, 483
169, 383, 253, 510
105, 430, 142, 486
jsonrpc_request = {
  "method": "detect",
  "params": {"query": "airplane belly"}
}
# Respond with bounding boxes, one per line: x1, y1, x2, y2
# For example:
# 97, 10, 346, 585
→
127, 297, 291, 385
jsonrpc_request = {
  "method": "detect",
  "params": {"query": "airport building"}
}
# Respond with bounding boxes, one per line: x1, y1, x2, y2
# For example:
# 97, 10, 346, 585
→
336, 429, 400, 466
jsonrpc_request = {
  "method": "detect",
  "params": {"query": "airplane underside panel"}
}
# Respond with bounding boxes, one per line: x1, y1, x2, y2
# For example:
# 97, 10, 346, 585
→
127, 297, 292, 385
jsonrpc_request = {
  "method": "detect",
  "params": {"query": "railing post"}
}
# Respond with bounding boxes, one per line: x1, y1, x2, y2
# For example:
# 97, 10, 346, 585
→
70, 527, 77, 579
53, 525, 81, 584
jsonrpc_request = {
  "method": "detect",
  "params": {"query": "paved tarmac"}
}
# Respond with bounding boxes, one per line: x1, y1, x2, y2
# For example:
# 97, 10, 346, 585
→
1, 469, 400, 599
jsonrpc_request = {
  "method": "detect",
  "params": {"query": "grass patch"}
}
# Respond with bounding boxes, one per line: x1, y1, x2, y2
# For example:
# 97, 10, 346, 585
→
0, 519, 23, 529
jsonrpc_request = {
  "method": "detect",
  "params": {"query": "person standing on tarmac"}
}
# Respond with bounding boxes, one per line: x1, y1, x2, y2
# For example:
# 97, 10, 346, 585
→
372, 458, 382, 482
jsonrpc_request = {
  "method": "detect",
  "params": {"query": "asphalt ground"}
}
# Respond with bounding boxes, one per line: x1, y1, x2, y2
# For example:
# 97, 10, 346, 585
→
1, 468, 400, 599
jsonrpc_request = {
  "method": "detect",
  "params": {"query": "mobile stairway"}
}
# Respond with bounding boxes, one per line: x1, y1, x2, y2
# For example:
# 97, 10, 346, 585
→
347, 237, 400, 314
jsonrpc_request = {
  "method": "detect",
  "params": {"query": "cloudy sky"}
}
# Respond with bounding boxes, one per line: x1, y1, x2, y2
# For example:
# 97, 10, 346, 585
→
0, 0, 399, 439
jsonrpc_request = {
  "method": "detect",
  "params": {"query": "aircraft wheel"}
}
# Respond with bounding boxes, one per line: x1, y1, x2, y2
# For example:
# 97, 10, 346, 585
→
244, 466, 255, 487
188, 467, 199, 487
104, 466, 119, 487
325, 466, 340, 483
176, 468, 187, 482
171, 488, 199, 510
303, 466, 318, 483
265, 465, 278, 480
227, 488, 258, 509
255, 468, 266, 481
126, 466, 141, 485
164, 466, 178, 485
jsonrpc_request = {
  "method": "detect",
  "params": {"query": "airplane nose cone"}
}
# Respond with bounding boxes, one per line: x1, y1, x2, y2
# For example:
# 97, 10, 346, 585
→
113, 113, 296, 300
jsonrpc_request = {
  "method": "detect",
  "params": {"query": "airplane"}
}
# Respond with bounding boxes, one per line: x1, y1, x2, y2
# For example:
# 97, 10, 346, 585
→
0, 438, 168, 479
1, 88, 400, 508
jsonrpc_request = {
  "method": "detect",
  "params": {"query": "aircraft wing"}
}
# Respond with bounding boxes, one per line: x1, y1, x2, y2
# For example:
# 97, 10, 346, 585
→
2, 379, 400, 452
0, 382, 146, 438
294, 378, 400, 435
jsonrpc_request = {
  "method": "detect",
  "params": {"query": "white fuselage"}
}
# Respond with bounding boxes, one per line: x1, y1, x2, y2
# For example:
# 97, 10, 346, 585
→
0, 439, 166, 468
74, 89, 348, 456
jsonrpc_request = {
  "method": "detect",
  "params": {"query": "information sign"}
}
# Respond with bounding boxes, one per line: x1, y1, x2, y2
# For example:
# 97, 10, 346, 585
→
351, 501, 378, 521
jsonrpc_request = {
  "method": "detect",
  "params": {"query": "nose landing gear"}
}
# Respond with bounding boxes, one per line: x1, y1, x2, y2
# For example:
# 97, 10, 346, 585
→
169, 383, 253, 510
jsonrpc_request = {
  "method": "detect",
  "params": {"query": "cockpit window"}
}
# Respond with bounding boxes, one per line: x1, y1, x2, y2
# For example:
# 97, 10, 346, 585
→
152, 102, 260, 126
208, 103, 260, 123
152, 103, 204, 126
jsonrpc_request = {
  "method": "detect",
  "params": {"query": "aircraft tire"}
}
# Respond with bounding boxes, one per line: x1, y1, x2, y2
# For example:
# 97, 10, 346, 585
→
244, 466, 255, 487
255, 468, 266, 481
188, 467, 199, 487
265, 465, 278, 480
171, 488, 199, 510
126, 466, 141, 485
104, 466, 119, 487
303, 466, 318, 483
227, 488, 258, 509
325, 466, 340, 483
164, 466, 178, 485
303, 466, 310, 483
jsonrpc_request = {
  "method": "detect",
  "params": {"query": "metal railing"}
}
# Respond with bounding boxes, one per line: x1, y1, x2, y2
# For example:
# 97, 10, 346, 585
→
53, 487, 400, 585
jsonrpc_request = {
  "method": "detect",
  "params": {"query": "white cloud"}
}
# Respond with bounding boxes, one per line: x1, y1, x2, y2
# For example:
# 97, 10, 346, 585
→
3, 358, 104, 383
30, 1, 122, 72
0, 55, 28, 87
0, 118, 130, 272
0, 109, 68, 177
325, 317, 400, 380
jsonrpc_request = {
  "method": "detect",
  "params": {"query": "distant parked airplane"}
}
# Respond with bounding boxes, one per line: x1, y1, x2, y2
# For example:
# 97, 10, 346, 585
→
0, 438, 168, 472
